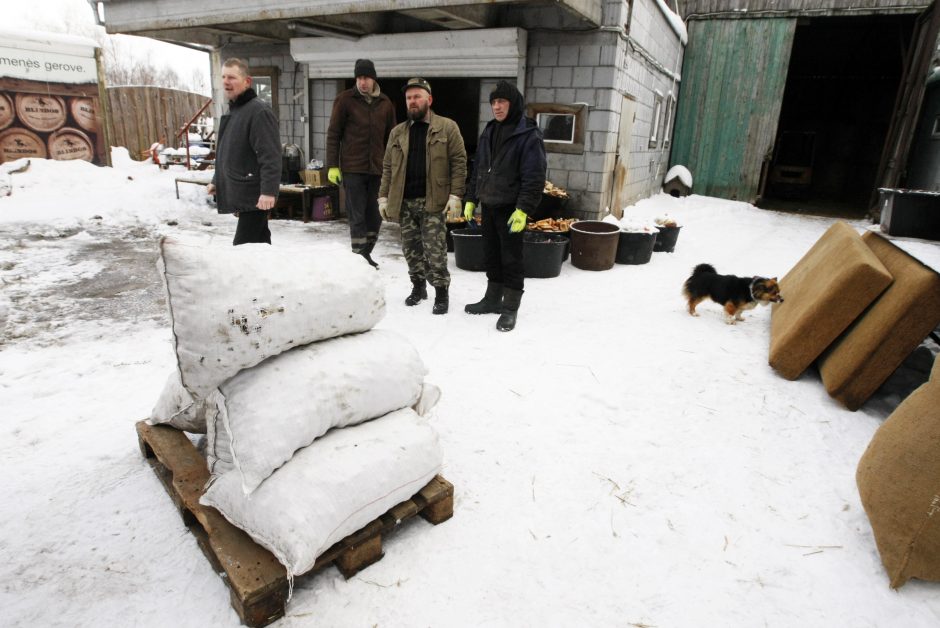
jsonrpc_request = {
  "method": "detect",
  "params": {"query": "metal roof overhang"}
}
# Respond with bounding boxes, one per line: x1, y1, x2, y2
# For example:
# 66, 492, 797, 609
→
99, 0, 602, 48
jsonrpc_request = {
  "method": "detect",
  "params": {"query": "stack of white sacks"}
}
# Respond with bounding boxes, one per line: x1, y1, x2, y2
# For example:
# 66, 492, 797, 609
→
147, 235, 443, 579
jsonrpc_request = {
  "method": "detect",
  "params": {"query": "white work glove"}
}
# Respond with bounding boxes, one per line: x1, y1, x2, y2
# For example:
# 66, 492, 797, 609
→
378, 197, 389, 221
445, 195, 462, 221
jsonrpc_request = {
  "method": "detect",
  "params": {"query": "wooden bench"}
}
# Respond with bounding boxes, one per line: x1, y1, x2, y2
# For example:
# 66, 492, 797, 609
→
175, 177, 338, 223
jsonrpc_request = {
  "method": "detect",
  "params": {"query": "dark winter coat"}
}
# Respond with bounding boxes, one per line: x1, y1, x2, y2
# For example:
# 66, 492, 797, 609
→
466, 99, 546, 214
212, 88, 281, 214
326, 86, 396, 176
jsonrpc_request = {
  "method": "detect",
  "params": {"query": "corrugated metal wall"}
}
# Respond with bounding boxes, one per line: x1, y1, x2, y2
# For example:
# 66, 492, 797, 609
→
670, 18, 796, 201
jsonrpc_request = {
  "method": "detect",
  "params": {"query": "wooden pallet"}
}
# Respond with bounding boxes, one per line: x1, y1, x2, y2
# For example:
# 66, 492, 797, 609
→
136, 421, 454, 627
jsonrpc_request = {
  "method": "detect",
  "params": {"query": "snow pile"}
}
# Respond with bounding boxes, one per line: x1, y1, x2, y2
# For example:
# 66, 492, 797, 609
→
2, 155, 940, 626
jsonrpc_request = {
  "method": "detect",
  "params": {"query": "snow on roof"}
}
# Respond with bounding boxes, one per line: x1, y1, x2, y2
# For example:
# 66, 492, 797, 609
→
0, 27, 99, 57
665, 164, 693, 188
654, 0, 688, 46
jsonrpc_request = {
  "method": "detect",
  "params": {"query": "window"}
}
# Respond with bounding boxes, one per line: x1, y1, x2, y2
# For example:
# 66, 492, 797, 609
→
526, 103, 586, 154
648, 93, 663, 149
537, 113, 575, 144
662, 94, 676, 149
250, 66, 279, 110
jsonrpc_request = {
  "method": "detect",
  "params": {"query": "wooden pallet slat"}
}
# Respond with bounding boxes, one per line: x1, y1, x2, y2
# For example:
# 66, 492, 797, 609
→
136, 421, 453, 627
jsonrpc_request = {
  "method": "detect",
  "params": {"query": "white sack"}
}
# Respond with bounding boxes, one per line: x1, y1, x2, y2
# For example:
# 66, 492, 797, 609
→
205, 329, 428, 493
200, 407, 443, 577
150, 370, 205, 432
148, 236, 385, 429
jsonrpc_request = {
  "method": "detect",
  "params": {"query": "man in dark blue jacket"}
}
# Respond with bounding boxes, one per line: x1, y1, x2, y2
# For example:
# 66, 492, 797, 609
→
463, 81, 546, 332
207, 58, 281, 245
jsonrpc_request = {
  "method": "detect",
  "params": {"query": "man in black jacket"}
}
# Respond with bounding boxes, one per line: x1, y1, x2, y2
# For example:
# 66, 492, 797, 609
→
463, 81, 546, 332
207, 58, 281, 245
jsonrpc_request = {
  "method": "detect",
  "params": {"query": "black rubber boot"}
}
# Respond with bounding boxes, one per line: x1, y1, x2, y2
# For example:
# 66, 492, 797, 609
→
464, 281, 503, 315
432, 286, 449, 315
361, 252, 379, 268
405, 279, 427, 306
496, 288, 523, 332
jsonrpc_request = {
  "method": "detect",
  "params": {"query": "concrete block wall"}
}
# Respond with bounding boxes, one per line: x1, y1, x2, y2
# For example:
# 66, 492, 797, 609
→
617, 0, 685, 211
524, 0, 684, 218
215, 44, 307, 152
527, 28, 623, 219
307, 79, 341, 165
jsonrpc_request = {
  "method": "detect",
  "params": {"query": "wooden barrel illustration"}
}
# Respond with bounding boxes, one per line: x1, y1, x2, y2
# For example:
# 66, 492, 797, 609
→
0, 127, 48, 162
14, 93, 67, 133
0, 93, 14, 131
69, 97, 98, 133
47, 127, 94, 162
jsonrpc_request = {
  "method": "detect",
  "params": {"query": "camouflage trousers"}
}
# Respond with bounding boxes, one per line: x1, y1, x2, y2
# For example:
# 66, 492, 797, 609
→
400, 198, 449, 288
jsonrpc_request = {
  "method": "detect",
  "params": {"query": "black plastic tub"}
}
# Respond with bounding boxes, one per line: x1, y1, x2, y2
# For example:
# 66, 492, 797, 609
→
877, 188, 940, 240
653, 225, 681, 252
452, 228, 486, 271
616, 231, 657, 264
523, 232, 567, 278
445, 221, 466, 252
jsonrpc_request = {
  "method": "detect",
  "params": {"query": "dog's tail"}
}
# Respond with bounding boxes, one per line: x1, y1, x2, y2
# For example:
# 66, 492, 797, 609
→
683, 263, 717, 298
691, 263, 717, 276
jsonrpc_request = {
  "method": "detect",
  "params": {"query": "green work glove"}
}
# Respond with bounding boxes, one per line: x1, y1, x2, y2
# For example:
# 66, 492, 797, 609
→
463, 201, 476, 222
507, 208, 527, 233
327, 167, 342, 185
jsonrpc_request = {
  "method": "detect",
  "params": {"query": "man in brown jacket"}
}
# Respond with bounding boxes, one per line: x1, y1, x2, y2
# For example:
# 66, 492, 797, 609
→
326, 59, 396, 267
379, 78, 466, 314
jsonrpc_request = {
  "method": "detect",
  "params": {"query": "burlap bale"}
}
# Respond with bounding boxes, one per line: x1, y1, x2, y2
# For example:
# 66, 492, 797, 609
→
857, 356, 940, 588
819, 231, 940, 410
769, 222, 892, 380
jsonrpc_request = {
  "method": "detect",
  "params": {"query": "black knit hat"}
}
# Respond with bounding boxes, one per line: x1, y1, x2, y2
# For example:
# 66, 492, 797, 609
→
354, 59, 377, 80
489, 80, 517, 103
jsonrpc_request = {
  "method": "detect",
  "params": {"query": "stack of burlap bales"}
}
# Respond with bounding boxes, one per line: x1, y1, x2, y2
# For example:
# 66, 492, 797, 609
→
769, 222, 940, 410
769, 222, 940, 587
148, 235, 443, 578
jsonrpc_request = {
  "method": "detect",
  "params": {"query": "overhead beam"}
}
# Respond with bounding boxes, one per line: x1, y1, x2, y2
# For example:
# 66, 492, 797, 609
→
101, 0, 602, 34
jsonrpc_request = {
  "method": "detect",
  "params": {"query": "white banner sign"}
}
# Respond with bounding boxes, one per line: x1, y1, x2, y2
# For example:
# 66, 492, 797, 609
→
0, 46, 97, 84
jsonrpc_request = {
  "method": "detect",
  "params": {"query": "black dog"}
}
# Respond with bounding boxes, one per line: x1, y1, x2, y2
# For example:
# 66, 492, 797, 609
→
683, 264, 783, 324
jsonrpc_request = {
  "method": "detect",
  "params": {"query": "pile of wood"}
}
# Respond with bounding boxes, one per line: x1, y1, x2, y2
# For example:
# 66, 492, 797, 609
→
527, 217, 577, 232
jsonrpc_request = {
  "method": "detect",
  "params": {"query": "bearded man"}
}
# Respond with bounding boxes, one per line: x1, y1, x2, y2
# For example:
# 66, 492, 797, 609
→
378, 78, 467, 314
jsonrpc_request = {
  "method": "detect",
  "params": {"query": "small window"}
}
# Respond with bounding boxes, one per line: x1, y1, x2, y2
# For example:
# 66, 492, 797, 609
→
649, 94, 663, 149
250, 66, 279, 110
932, 115, 940, 139
662, 95, 676, 149
526, 103, 587, 154
537, 113, 575, 144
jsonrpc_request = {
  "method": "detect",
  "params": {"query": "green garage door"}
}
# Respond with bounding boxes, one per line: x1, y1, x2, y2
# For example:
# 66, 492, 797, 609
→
670, 18, 796, 202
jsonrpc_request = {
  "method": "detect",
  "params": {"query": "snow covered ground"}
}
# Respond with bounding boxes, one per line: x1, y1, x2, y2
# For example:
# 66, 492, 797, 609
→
1, 152, 938, 627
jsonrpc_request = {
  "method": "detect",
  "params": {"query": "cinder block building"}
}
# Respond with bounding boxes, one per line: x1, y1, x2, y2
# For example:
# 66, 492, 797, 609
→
100, 0, 687, 218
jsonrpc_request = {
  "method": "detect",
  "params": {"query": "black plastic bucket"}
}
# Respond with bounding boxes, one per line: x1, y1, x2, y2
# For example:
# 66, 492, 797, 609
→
445, 221, 465, 252
616, 231, 657, 265
569, 221, 620, 271
653, 225, 681, 252
452, 228, 486, 271
523, 232, 566, 278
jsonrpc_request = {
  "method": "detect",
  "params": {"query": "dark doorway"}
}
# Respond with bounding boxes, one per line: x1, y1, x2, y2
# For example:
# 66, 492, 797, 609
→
760, 15, 916, 218
344, 77, 480, 156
